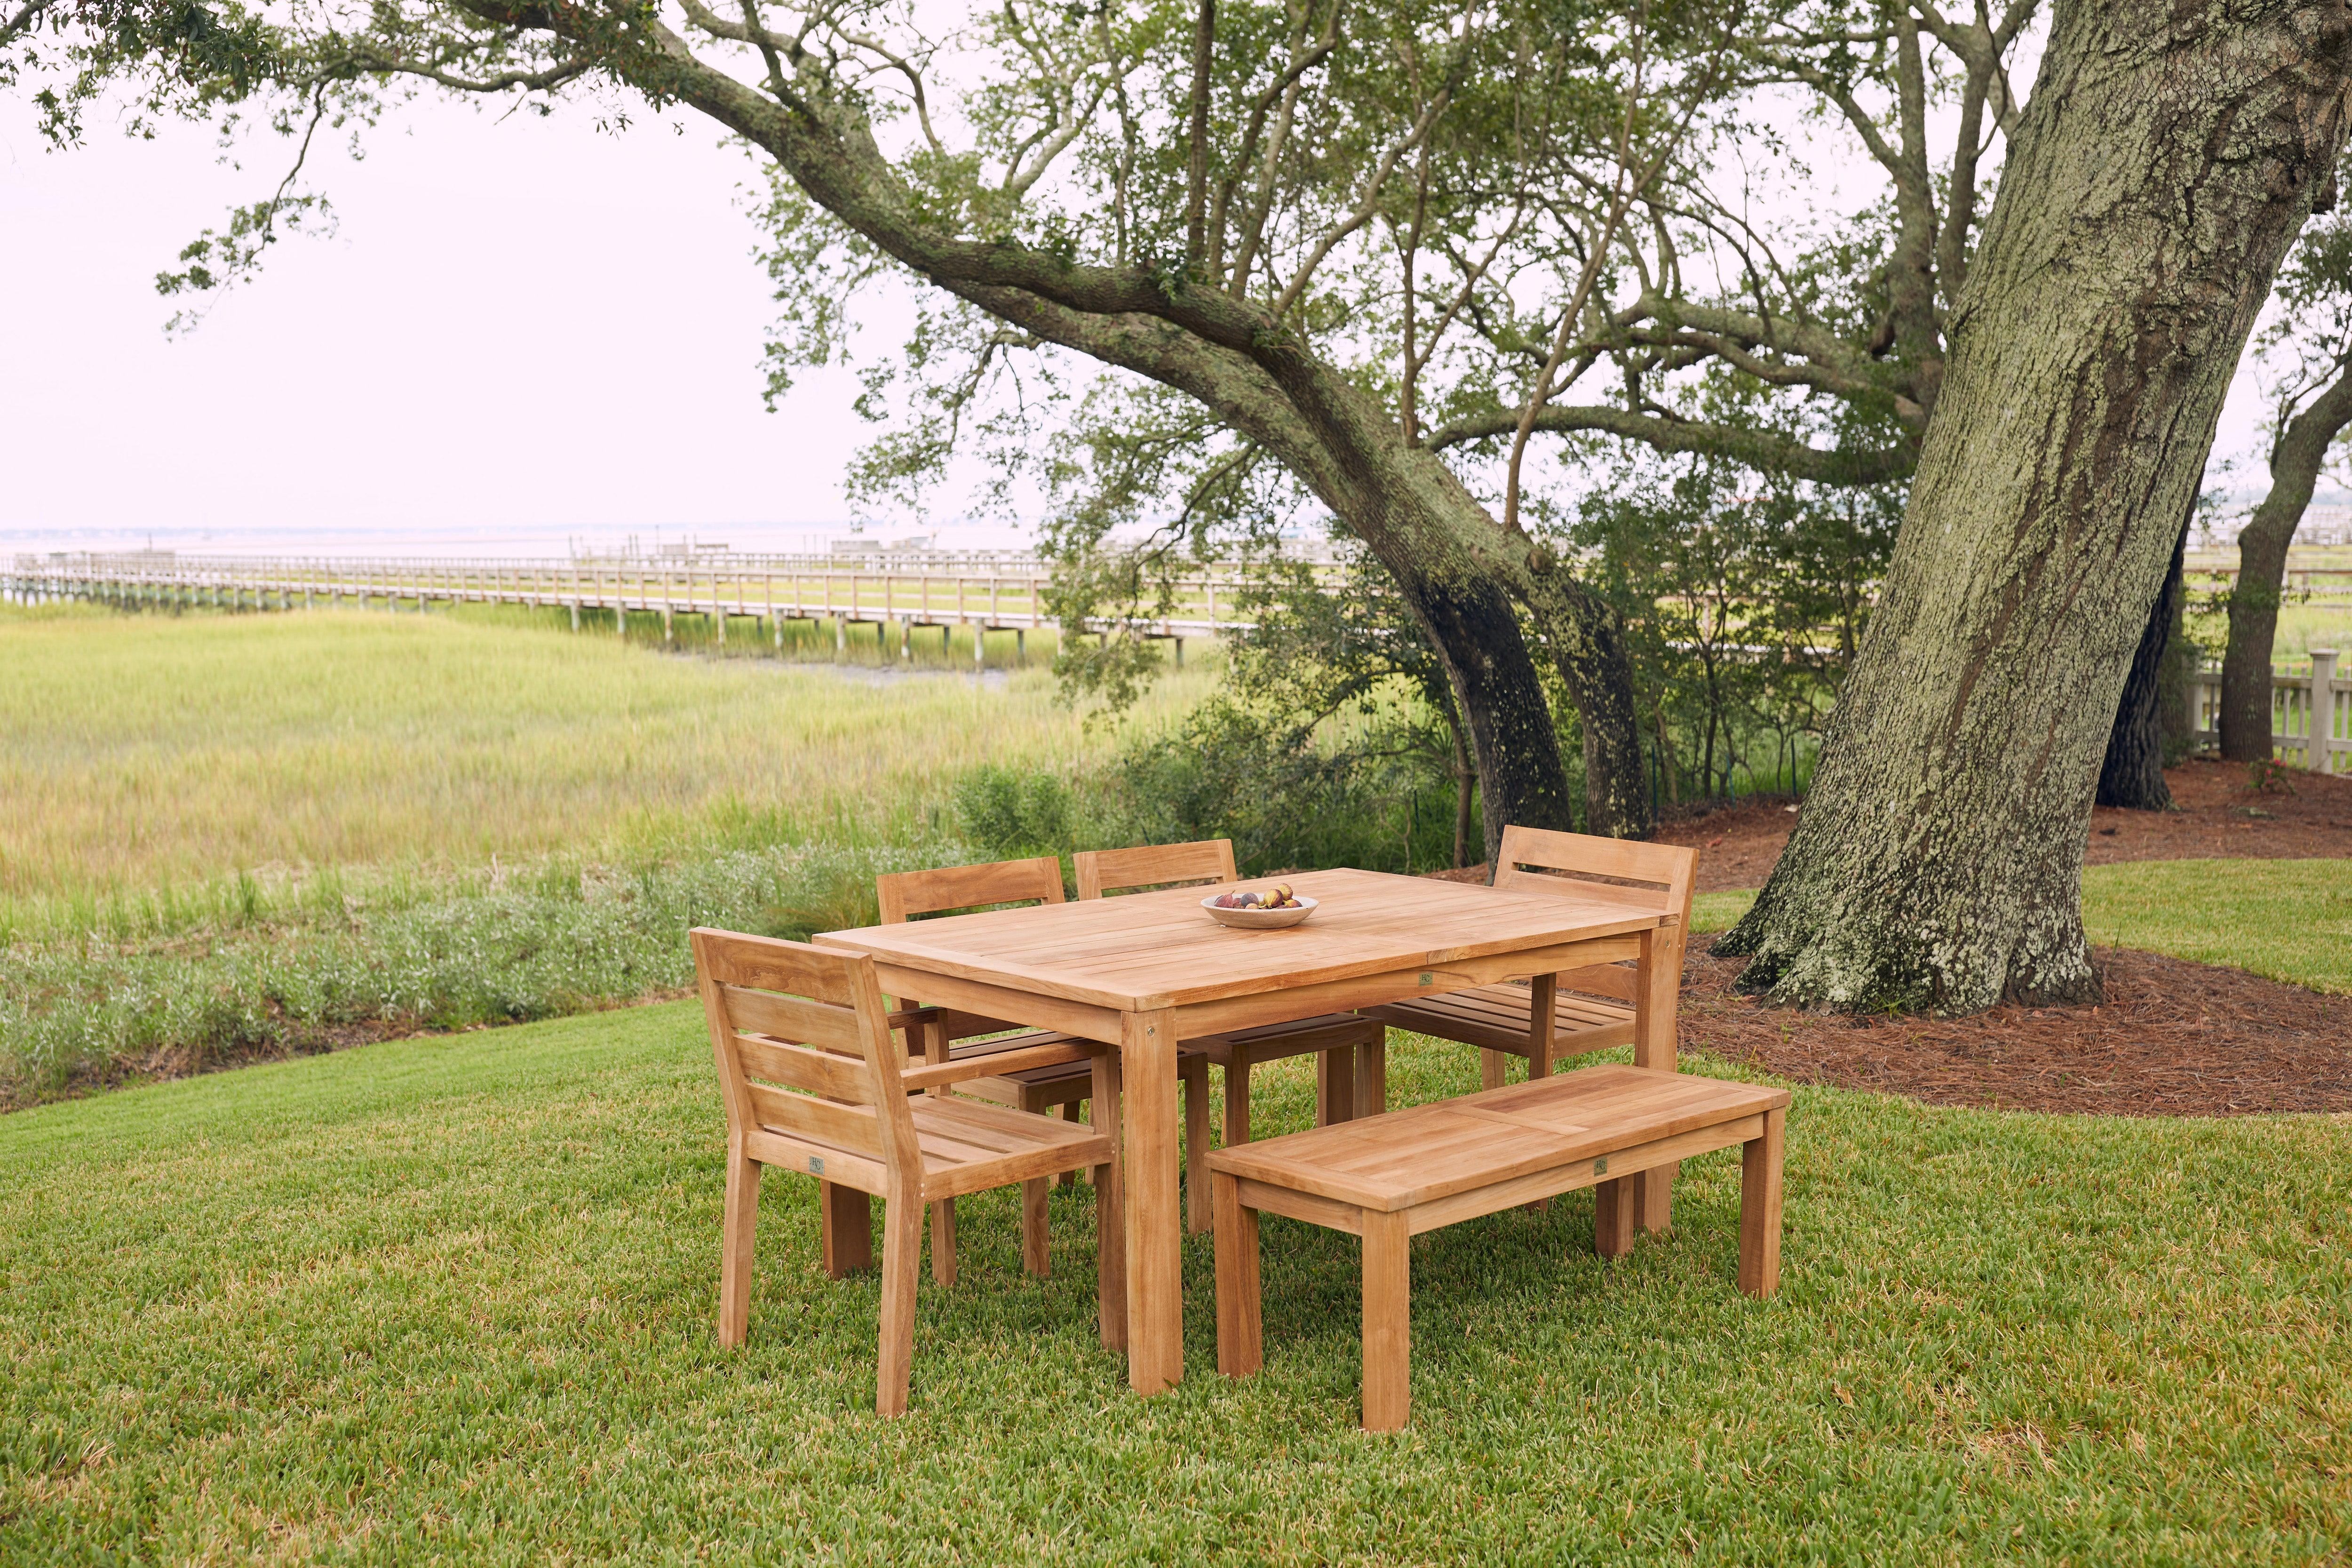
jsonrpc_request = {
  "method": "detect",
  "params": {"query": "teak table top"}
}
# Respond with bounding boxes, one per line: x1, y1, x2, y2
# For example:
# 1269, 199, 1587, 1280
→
815, 866, 1669, 1013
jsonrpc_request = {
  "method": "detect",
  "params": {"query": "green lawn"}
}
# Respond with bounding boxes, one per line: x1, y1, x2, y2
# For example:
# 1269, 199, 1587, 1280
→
5, 1003, 2347, 1562
1694, 858, 2352, 995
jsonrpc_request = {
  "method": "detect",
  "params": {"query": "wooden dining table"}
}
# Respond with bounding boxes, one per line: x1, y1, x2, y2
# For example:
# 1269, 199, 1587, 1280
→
817, 865, 1682, 1395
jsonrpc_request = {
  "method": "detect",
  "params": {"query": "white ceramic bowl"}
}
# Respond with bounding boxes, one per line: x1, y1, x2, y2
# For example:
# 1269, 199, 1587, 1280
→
1201, 893, 1319, 929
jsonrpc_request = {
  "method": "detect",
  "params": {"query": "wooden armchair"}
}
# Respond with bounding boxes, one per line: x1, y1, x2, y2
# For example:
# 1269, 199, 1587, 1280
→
873, 855, 1142, 1286
1073, 839, 1389, 1236
1360, 824, 1696, 1225
693, 929, 1119, 1416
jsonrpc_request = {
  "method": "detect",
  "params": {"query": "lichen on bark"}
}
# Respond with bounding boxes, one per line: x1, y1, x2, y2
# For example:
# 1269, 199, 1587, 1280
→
1720, 0, 2352, 1015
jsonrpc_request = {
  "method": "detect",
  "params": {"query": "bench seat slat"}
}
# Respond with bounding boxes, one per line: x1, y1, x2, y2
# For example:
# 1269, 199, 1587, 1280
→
1206, 1065, 1788, 1212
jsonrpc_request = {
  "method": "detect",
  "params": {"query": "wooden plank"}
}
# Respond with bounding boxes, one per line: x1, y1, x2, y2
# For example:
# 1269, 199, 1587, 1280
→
1360, 1210, 1412, 1431
819, 868, 1668, 1013
1075, 839, 1236, 900
693, 927, 857, 1004
732, 1032, 873, 1102
744, 1082, 884, 1157
1230, 1175, 1364, 1235
876, 855, 1064, 924
865, 964, 1126, 1046
1122, 1007, 1183, 1394
742, 1126, 887, 1194
1404, 1118, 1761, 1234
898, 1036, 1097, 1090
722, 984, 866, 1054
1169, 936, 1641, 1037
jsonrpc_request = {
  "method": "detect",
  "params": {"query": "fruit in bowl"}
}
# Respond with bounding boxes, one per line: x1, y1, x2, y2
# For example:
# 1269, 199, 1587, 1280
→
1202, 883, 1318, 928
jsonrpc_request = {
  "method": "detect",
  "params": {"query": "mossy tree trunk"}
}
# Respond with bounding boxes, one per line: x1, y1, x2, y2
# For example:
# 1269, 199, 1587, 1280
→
1720, 0, 2352, 1014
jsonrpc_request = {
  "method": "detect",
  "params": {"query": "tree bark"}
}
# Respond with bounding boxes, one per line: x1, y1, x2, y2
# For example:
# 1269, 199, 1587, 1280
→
1718, 0, 2352, 1014
2220, 367, 2352, 757
2097, 512, 2189, 810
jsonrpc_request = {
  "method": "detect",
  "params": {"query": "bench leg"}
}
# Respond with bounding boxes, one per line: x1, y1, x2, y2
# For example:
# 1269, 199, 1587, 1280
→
1061, 1100, 1085, 1186
1224, 1061, 1252, 1147
1479, 1048, 1507, 1091
1316, 1046, 1356, 1126
1021, 1179, 1050, 1278
1354, 1032, 1387, 1117
718, 1141, 762, 1347
1361, 1209, 1411, 1431
1634, 925, 1681, 1234
819, 1180, 872, 1278
1593, 1174, 1636, 1259
1213, 1172, 1261, 1378
1739, 1106, 1785, 1297
1092, 1051, 1128, 1353
1184, 1059, 1212, 1236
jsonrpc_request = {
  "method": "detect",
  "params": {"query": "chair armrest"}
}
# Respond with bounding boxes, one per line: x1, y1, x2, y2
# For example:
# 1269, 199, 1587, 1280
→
900, 1036, 1106, 1092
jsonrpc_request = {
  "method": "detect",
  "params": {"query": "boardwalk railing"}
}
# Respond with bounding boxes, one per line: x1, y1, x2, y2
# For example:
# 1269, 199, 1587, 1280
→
2, 549, 1279, 663
10, 550, 2348, 773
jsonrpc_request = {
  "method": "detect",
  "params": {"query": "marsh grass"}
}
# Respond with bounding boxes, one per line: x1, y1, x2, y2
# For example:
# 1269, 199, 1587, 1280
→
0, 604, 1204, 943
1, 1009, 2345, 1561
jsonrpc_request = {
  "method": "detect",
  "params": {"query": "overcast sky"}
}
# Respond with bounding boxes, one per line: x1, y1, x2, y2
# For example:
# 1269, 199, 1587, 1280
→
0, 73, 2286, 558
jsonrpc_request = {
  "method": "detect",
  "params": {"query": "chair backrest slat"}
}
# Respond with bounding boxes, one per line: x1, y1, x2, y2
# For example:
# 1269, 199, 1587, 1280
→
1492, 825, 1696, 920
723, 985, 867, 1057
691, 928, 917, 1176
876, 854, 1065, 924
734, 1031, 876, 1105
1074, 839, 1238, 900
743, 1080, 886, 1154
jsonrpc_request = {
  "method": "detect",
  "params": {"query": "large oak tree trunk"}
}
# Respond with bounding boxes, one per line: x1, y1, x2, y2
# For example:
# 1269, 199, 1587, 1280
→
2097, 514, 2189, 809
1719, 0, 2352, 1014
2221, 369, 2352, 757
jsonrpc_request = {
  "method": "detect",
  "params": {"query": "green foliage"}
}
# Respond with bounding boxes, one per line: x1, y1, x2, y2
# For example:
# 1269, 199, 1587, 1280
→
0, 842, 971, 1109
952, 764, 1075, 861
3, 1005, 2347, 1560
1572, 452, 1902, 803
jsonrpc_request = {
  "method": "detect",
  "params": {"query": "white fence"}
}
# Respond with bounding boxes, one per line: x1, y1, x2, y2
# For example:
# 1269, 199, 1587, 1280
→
2188, 650, 2350, 774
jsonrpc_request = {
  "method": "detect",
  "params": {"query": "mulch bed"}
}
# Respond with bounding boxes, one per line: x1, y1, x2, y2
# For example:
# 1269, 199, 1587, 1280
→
1680, 940, 2352, 1116
1648, 758, 2352, 892
1428, 762, 2352, 1116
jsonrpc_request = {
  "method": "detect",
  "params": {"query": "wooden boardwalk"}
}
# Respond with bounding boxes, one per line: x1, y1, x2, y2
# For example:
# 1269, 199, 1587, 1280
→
3, 549, 1271, 662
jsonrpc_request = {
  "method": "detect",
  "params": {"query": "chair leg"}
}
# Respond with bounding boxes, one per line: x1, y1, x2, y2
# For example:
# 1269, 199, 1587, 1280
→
929, 1198, 958, 1288
1224, 1060, 1252, 1147
820, 1181, 872, 1277
1479, 1048, 1507, 1091
1739, 1107, 1785, 1297
1316, 1046, 1356, 1126
1594, 1174, 1635, 1258
1059, 1100, 1085, 1187
1092, 1051, 1128, 1353
718, 1142, 761, 1348
1213, 1171, 1261, 1378
1022, 1179, 1050, 1279
1361, 1209, 1411, 1431
876, 1191, 923, 1417
1354, 1032, 1387, 1117
1184, 1061, 1212, 1236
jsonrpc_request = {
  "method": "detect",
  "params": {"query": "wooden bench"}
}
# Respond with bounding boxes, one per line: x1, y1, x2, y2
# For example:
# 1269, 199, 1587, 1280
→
1208, 1065, 1788, 1430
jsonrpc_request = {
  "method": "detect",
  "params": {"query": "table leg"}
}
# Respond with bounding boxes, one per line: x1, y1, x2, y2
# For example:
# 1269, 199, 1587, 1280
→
1122, 1007, 1183, 1393
1633, 924, 1682, 1233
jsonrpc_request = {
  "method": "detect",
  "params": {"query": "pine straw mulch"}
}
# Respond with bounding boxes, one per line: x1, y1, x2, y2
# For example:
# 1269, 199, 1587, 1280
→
1677, 939, 2352, 1117
1649, 758, 2352, 893
1425, 762, 2352, 1116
